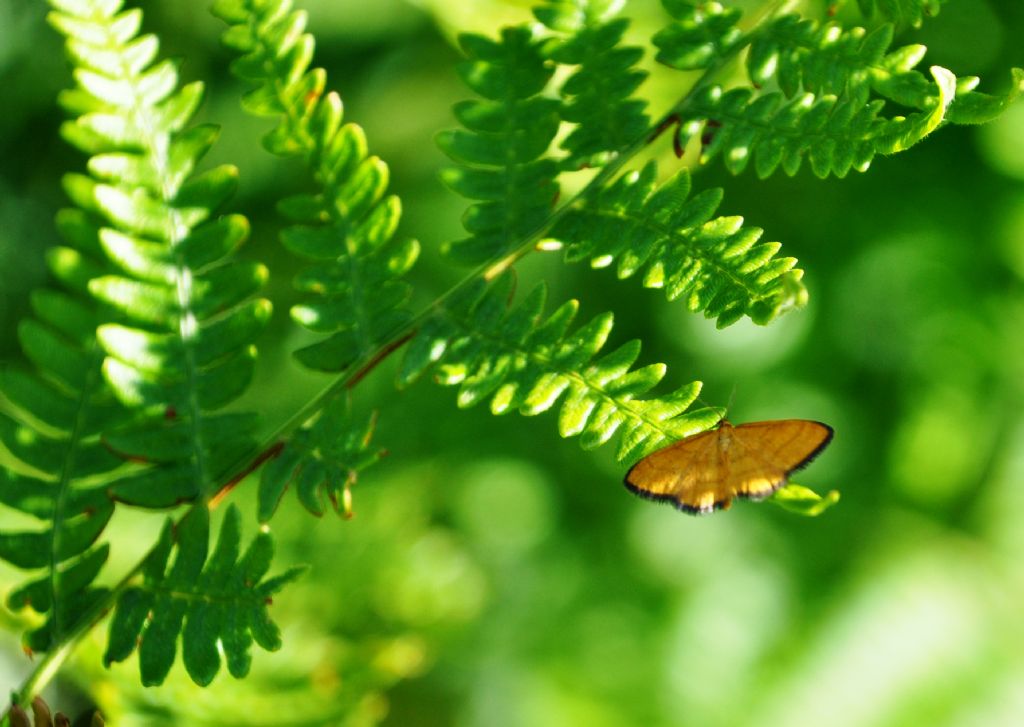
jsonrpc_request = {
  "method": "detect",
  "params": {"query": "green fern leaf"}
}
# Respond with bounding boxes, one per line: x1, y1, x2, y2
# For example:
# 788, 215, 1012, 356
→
747, 14, 1022, 128
438, 27, 561, 265
103, 505, 305, 686
653, 0, 743, 71
747, 16, 896, 103
258, 396, 384, 522
548, 162, 805, 326
48, 0, 270, 504
855, 0, 943, 27
535, 0, 650, 168
211, 0, 419, 373
944, 69, 1024, 125
400, 274, 721, 463
770, 483, 841, 516
677, 64, 955, 179
0, 214, 124, 655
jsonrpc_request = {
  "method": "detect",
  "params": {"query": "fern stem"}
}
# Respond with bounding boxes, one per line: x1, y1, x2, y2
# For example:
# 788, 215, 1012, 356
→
7, 552, 148, 714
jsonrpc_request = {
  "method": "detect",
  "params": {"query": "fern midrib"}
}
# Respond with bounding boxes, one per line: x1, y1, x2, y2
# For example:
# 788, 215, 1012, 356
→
322, 162, 375, 356
46, 341, 108, 643
145, 583, 264, 606
499, 67, 533, 251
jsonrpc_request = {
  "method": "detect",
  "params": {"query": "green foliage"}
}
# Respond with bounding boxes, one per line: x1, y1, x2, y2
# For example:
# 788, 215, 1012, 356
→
400, 273, 721, 463
746, 17, 898, 102
0, 0, 149, 654
212, 0, 419, 373
770, 483, 841, 516
258, 396, 384, 522
438, 26, 561, 265
549, 162, 805, 326
676, 64, 954, 178
855, 0, 944, 27
2, 0, 1022, 716
747, 14, 1024, 124
0, 242, 121, 652
653, 0, 743, 70
0, 0, 295, 696
654, 5, 1023, 179
103, 505, 304, 687
47, 0, 269, 508
535, 0, 650, 168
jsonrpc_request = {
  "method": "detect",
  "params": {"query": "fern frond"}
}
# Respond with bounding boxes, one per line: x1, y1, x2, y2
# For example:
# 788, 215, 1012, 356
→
0, 194, 127, 652
867, 52, 1024, 127
535, 0, 650, 168
438, 27, 561, 266
652, 0, 743, 71
399, 274, 721, 463
548, 162, 805, 327
676, 64, 955, 179
855, 0, 943, 27
48, 0, 269, 505
258, 396, 384, 523
747, 15, 1023, 126
211, 0, 420, 373
944, 69, 1024, 126
746, 16, 896, 103
103, 505, 304, 686
653, 5, 1014, 177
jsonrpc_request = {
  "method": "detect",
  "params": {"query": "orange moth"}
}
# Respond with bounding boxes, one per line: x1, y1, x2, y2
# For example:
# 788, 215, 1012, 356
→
624, 419, 833, 514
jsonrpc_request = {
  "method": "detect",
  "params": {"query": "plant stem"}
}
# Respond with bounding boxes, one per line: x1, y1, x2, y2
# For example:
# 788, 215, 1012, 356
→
6, 554, 148, 716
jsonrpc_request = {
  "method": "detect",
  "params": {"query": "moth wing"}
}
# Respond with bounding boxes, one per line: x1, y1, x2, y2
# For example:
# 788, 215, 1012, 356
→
624, 428, 733, 513
727, 420, 834, 500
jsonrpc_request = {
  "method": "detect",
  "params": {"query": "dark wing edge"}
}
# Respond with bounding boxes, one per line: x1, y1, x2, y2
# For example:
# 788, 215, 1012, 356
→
731, 420, 834, 505
784, 421, 834, 475
622, 468, 731, 515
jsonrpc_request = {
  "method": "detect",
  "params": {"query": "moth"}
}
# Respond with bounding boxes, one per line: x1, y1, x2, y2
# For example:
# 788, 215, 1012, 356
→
625, 419, 834, 513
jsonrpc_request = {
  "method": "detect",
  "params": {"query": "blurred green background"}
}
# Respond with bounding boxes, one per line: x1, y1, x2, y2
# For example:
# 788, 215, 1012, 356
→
3, 0, 1024, 724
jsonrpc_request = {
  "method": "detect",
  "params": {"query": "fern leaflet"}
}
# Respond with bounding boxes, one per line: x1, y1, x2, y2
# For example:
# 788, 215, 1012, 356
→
746, 14, 1023, 126
535, 0, 650, 168
653, 0, 743, 71
746, 16, 896, 103
438, 27, 561, 266
0, 0, 161, 651
0, 218, 125, 652
103, 505, 304, 686
650, 4, 1023, 177
400, 273, 721, 463
676, 64, 956, 179
855, 0, 943, 27
212, 0, 419, 373
47, 0, 270, 508
258, 395, 384, 523
548, 162, 805, 327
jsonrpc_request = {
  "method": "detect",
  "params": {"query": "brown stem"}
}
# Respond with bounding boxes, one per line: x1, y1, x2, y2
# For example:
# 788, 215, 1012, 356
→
346, 331, 416, 390
209, 441, 286, 509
